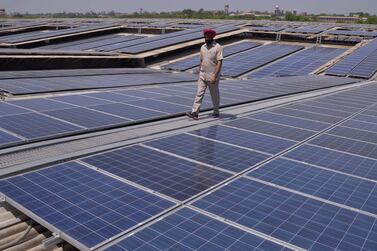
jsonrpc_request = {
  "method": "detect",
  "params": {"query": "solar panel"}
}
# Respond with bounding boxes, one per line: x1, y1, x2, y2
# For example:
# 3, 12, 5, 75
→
308, 133, 377, 159
87, 103, 168, 121
221, 44, 304, 77
0, 130, 22, 146
0, 73, 196, 95
248, 158, 377, 214
43, 107, 128, 128
0, 113, 82, 140
193, 177, 377, 251
226, 118, 316, 141
0, 162, 175, 250
348, 49, 377, 79
326, 38, 377, 78
247, 47, 346, 79
269, 108, 344, 124
119, 25, 239, 54
164, 41, 261, 71
145, 133, 271, 173
327, 126, 377, 144
0, 75, 360, 149
0, 24, 120, 44
250, 112, 331, 131
341, 119, 377, 133
189, 125, 296, 155
284, 144, 377, 181
81, 145, 231, 201
105, 208, 290, 251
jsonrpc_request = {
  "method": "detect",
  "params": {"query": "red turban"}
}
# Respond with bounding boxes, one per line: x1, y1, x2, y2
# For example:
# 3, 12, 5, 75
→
203, 29, 216, 38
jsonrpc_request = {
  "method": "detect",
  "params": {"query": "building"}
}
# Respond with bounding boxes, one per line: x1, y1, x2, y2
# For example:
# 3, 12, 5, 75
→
0, 9, 6, 16
318, 15, 361, 23
274, 5, 283, 16
224, 4, 229, 16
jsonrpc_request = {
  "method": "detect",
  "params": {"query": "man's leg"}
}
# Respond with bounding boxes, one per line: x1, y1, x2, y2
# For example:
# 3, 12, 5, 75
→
191, 79, 207, 114
208, 80, 220, 116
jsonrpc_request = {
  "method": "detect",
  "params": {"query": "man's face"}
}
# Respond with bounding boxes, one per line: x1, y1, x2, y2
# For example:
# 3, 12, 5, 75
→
204, 34, 213, 44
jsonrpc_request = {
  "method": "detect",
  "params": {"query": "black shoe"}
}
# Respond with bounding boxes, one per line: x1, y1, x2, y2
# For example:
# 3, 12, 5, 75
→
186, 111, 199, 120
212, 112, 220, 118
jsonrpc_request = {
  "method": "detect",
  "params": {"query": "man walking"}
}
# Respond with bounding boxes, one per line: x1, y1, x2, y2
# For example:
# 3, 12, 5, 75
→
186, 28, 223, 120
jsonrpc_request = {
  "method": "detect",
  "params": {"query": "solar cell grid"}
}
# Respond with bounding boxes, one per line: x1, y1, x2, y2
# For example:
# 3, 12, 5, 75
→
0, 162, 175, 249
308, 133, 377, 159
43, 107, 128, 128
193, 178, 377, 251
81, 145, 232, 201
247, 47, 346, 79
284, 144, 377, 181
248, 158, 377, 214
164, 41, 261, 71
105, 208, 290, 251
221, 44, 304, 77
226, 118, 316, 141
189, 125, 297, 155
145, 133, 271, 173
250, 112, 331, 131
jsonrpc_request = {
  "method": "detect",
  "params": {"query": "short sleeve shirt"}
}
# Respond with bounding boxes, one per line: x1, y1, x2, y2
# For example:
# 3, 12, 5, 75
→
199, 41, 223, 81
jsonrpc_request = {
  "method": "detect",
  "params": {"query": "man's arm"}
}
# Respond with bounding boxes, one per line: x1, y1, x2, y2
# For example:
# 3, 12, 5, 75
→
210, 60, 222, 84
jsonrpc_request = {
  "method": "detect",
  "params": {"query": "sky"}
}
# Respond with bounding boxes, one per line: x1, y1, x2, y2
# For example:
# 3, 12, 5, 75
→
1, 0, 377, 15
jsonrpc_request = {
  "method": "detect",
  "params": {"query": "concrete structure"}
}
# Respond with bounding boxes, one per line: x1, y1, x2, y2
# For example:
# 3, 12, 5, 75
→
318, 15, 361, 23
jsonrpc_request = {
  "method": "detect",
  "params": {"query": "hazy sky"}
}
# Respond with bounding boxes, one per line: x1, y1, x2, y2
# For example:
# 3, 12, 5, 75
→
1, 0, 377, 15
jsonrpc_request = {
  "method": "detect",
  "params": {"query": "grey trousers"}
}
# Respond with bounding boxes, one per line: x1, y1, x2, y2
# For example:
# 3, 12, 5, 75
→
192, 78, 220, 114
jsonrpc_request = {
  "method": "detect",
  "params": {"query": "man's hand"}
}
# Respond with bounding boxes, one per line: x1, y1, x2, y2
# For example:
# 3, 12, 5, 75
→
209, 74, 217, 84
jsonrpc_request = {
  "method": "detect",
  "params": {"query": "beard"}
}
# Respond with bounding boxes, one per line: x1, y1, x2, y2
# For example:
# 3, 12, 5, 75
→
205, 38, 213, 45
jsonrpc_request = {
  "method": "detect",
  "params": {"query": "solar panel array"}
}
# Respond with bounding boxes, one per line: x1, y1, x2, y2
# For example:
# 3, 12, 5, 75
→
326, 30, 377, 37
0, 72, 196, 95
118, 25, 239, 54
37, 34, 144, 51
2, 81, 377, 251
0, 24, 120, 44
163, 41, 262, 71
221, 43, 304, 77
0, 75, 358, 149
247, 46, 346, 79
95, 27, 206, 52
0, 68, 158, 80
326, 38, 377, 79
247, 26, 284, 32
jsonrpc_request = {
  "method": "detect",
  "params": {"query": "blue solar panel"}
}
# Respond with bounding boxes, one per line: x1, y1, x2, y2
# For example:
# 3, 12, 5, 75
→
43, 107, 128, 129
0, 102, 30, 116
247, 47, 346, 79
105, 208, 290, 251
193, 177, 377, 251
270, 107, 344, 124
248, 158, 377, 214
250, 112, 331, 131
128, 99, 190, 114
84, 92, 142, 103
81, 145, 231, 201
145, 133, 271, 173
0, 162, 175, 250
88, 103, 167, 121
189, 125, 296, 155
0, 113, 82, 139
327, 126, 377, 144
348, 49, 377, 78
285, 103, 353, 118
221, 44, 304, 77
284, 144, 377, 181
50, 95, 114, 106
164, 41, 261, 71
9, 99, 76, 112
308, 133, 377, 159
326, 38, 377, 77
0, 130, 22, 146
226, 118, 316, 141
341, 119, 377, 133
119, 25, 238, 54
